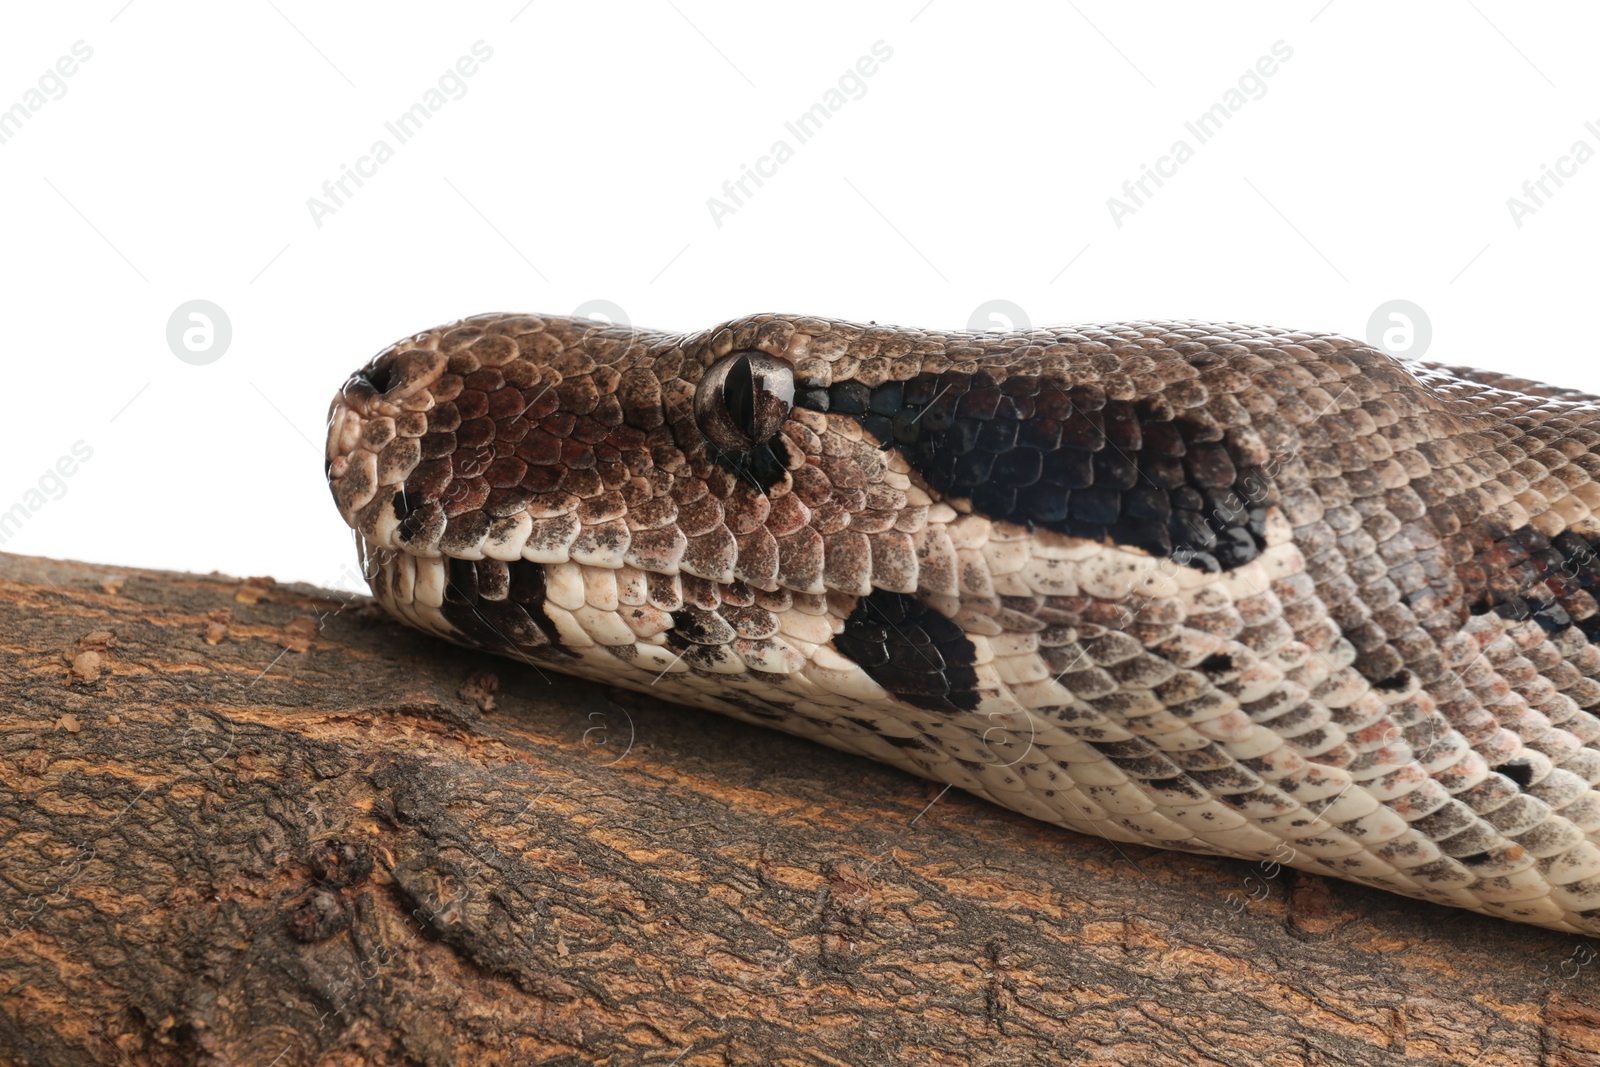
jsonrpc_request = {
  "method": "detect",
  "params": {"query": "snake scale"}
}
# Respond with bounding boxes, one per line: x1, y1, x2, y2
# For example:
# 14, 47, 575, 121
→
325, 312, 1600, 935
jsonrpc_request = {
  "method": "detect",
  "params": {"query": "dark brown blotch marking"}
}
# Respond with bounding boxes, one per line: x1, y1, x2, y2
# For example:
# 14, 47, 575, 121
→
439, 558, 569, 660
801, 371, 1272, 572
1494, 758, 1536, 789
832, 590, 980, 713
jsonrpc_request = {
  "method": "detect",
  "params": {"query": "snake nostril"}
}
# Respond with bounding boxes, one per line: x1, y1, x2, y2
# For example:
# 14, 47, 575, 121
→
360, 363, 395, 395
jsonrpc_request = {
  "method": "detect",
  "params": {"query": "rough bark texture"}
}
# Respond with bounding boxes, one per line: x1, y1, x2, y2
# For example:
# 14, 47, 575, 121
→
2, 551, 1599, 1067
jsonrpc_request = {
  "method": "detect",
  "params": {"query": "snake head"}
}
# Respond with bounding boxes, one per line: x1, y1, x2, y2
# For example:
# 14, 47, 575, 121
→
331, 312, 1373, 723
323, 308, 1306, 697
323, 311, 1323, 643
325, 313, 931, 596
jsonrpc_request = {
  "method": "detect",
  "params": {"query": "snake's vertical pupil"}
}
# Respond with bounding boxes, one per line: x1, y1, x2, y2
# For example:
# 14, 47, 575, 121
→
725, 354, 756, 440
694, 350, 795, 457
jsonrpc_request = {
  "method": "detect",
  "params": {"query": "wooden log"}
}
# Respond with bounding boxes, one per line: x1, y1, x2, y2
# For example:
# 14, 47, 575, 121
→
2, 550, 1598, 1066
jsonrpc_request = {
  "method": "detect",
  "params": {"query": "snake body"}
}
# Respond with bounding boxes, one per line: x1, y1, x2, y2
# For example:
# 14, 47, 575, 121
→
325, 312, 1600, 934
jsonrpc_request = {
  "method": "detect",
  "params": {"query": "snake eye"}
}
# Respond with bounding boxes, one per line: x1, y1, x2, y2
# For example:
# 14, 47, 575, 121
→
694, 351, 794, 452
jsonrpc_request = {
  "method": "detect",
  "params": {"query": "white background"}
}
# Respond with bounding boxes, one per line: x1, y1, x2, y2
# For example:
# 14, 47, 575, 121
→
2, 2, 1596, 591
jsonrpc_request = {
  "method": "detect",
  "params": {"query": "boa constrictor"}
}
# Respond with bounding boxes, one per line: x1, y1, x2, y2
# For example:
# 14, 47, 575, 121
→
325, 312, 1600, 935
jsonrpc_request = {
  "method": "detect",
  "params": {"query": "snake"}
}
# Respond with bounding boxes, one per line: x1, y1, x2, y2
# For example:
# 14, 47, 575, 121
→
324, 311, 1600, 935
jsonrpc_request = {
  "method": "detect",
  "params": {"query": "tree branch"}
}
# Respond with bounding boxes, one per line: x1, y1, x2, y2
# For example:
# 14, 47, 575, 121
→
1, 552, 1597, 1066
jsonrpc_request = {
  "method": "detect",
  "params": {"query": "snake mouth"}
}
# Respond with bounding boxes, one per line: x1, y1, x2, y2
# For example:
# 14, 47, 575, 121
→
325, 340, 452, 533
327, 312, 664, 561
325, 369, 381, 478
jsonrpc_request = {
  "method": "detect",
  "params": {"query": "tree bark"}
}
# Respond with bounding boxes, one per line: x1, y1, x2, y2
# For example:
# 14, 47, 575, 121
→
2, 550, 1599, 1066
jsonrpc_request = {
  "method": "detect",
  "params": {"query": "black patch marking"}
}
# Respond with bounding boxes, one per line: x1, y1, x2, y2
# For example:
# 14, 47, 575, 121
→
706, 436, 795, 494
1459, 851, 1493, 866
438, 557, 569, 660
665, 607, 737, 649
800, 371, 1271, 572
393, 489, 418, 523
842, 716, 927, 749
794, 383, 829, 413
1198, 652, 1235, 673
1494, 758, 1535, 789
833, 589, 980, 713
1463, 526, 1600, 639
1373, 670, 1412, 691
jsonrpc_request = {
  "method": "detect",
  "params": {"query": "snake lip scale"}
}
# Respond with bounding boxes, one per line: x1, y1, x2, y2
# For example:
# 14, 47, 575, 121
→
326, 311, 1600, 935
